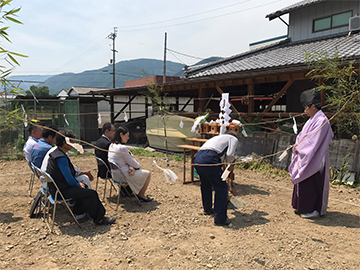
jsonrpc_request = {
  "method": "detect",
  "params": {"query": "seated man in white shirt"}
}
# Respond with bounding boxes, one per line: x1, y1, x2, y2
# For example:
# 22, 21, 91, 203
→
23, 123, 44, 162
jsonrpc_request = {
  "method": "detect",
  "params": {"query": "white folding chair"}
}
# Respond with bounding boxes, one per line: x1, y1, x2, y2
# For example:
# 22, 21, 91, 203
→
40, 170, 81, 233
27, 161, 36, 197
108, 161, 141, 210
95, 156, 111, 201
29, 164, 47, 219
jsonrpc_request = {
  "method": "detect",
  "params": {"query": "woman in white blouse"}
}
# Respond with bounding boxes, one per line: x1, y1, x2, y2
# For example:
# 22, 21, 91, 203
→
108, 126, 152, 202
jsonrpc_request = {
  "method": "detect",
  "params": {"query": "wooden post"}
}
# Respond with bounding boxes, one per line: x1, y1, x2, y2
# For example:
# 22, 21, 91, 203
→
110, 95, 114, 123
183, 149, 186, 184
175, 96, 179, 111
199, 87, 205, 113
247, 81, 254, 122
145, 96, 148, 118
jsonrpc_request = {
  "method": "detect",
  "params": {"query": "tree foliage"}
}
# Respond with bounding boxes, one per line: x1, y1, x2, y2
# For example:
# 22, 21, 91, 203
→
0, 0, 27, 82
145, 81, 172, 166
305, 51, 360, 138
0, 0, 27, 132
26, 85, 54, 97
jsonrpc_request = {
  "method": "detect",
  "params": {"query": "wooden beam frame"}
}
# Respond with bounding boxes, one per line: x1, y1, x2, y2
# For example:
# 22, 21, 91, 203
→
180, 97, 193, 111
263, 79, 294, 113
113, 95, 137, 120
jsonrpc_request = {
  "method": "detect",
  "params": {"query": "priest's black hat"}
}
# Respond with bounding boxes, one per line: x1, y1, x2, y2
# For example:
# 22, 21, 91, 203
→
300, 89, 321, 109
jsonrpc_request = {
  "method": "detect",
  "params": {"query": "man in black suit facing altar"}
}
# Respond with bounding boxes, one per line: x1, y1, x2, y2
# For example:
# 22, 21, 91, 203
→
94, 122, 115, 179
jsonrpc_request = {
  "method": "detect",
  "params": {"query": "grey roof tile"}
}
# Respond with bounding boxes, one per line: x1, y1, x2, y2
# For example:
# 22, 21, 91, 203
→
186, 33, 360, 79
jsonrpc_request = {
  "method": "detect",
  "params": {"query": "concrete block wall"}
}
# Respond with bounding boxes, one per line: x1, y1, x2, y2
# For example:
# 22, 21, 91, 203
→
235, 132, 359, 180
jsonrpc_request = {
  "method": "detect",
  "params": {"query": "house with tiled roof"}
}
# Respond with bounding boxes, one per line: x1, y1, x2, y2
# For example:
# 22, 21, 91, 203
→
181, 0, 360, 120
98, 0, 360, 123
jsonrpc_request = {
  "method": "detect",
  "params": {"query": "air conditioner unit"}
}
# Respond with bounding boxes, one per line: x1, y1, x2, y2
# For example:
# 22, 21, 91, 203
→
349, 15, 360, 32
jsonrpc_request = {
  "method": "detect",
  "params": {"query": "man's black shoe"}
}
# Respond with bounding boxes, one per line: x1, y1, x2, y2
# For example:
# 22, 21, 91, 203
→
204, 209, 214, 215
96, 216, 116, 225
214, 219, 231, 226
76, 213, 91, 222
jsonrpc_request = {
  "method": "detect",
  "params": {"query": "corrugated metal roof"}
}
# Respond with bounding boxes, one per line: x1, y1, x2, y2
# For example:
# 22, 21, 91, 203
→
185, 33, 360, 79
266, 0, 327, 20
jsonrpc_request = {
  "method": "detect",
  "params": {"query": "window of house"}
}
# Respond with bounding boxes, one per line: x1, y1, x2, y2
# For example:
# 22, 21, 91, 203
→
314, 17, 331, 31
333, 11, 352, 27
313, 11, 353, 32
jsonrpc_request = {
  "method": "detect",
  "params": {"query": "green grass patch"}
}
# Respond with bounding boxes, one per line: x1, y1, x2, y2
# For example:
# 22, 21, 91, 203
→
131, 147, 184, 161
236, 157, 290, 178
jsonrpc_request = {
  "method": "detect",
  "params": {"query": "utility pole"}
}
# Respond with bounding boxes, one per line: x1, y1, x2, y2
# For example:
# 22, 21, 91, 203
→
163, 32, 167, 83
108, 27, 117, 88
108, 27, 117, 123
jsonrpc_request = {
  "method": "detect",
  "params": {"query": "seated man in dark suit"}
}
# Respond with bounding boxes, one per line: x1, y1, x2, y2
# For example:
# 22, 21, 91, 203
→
94, 122, 115, 179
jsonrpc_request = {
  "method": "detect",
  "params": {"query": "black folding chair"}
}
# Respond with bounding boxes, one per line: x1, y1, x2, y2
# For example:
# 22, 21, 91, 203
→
108, 161, 141, 210
95, 156, 111, 201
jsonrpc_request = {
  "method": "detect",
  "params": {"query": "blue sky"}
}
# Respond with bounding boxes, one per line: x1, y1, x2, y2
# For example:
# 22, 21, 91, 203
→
7, 0, 300, 76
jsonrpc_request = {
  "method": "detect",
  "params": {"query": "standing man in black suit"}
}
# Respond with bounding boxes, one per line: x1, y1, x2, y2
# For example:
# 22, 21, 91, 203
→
94, 122, 115, 179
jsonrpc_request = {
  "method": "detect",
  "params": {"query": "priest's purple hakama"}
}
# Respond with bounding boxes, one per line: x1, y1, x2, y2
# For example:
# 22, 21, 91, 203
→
288, 110, 333, 215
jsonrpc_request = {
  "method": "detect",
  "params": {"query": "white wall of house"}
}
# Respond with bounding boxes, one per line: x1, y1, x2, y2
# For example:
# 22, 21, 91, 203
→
289, 1, 359, 42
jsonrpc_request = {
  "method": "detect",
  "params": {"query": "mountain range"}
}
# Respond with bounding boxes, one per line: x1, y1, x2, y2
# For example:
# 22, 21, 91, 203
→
9, 57, 222, 95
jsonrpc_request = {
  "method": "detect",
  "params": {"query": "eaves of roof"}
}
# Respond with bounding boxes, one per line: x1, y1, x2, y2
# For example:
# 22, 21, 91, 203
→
266, 0, 327, 21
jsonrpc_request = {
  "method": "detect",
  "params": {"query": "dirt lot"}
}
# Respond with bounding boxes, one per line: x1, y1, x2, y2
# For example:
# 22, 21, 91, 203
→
0, 154, 359, 270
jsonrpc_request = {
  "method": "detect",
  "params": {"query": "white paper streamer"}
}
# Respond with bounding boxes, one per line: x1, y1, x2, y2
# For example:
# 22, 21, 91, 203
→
278, 145, 292, 161
219, 93, 232, 134
98, 113, 102, 125
24, 114, 28, 127
65, 137, 84, 154
278, 149, 288, 161
179, 119, 184, 129
191, 114, 208, 133
292, 117, 298, 134
63, 114, 69, 126
241, 126, 248, 137
153, 160, 178, 183
221, 164, 231, 181
124, 111, 128, 122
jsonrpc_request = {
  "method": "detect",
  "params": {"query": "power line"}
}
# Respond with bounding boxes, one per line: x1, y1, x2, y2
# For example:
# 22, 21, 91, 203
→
117, 0, 252, 29
167, 48, 204, 61
116, 0, 283, 32
49, 37, 109, 74
167, 50, 187, 65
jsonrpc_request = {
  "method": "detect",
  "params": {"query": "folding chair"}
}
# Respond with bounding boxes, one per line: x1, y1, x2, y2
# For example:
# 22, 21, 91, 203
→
27, 161, 36, 197
108, 161, 141, 210
40, 170, 81, 233
95, 156, 111, 201
29, 164, 47, 219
